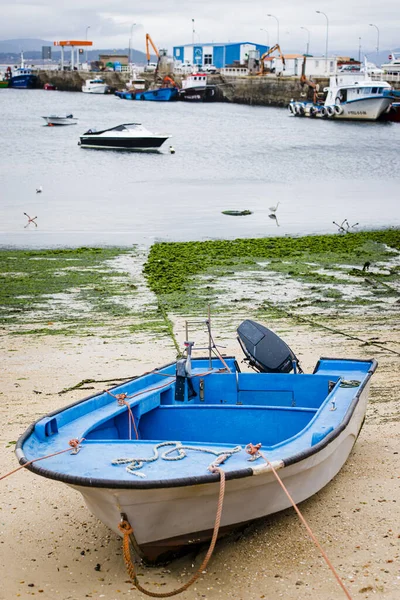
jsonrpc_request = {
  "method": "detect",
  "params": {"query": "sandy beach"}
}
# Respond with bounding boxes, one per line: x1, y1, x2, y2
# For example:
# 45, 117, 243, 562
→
1, 311, 399, 600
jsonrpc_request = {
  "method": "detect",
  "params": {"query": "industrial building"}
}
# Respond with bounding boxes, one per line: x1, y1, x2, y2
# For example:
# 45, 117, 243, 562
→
173, 42, 269, 68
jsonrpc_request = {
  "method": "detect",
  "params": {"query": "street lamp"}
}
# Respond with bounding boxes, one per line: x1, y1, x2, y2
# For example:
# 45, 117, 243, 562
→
316, 10, 329, 73
369, 23, 380, 65
267, 14, 280, 45
358, 37, 362, 63
85, 25, 90, 66
192, 18, 195, 46
260, 28, 270, 47
300, 26, 310, 55
128, 23, 137, 68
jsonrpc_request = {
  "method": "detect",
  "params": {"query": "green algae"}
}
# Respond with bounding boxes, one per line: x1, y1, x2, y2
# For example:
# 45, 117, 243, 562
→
144, 230, 400, 296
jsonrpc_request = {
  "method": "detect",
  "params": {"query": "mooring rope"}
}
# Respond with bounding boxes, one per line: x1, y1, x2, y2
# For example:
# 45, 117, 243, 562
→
118, 466, 226, 598
253, 446, 354, 600
0, 438, 84, 482
112, 441, 242, 477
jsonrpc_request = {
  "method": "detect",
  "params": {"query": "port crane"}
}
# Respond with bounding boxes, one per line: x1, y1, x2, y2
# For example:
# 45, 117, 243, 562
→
258, 44, 286, 75
145, 33, 159, 65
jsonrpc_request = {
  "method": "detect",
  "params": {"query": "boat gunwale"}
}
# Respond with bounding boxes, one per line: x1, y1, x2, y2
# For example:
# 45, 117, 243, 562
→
15, 357, 377, 490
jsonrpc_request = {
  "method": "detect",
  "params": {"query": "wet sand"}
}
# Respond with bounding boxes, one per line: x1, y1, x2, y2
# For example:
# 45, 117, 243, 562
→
1, 315, 399, 600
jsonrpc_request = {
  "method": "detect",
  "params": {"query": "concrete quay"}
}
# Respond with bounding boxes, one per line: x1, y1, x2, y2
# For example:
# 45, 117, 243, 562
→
37, 70, 399, 108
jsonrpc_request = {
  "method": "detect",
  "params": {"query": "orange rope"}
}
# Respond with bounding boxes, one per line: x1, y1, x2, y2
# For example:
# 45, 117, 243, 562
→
258, 449, 353, 600
0, 438, 84, 482
118, 466, 226, 598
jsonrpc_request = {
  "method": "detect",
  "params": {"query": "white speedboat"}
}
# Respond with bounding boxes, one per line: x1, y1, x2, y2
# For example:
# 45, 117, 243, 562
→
78, 123, 171, 151
82, 77, 108, 94
42, 114, 78, 126
289, 70, 399, 121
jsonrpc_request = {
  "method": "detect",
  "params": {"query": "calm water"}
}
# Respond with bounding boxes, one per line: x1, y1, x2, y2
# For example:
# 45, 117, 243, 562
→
1, 88, 399, 248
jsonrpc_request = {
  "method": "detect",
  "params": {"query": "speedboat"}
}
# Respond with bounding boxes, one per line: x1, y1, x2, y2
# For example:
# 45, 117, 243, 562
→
179, 72, 216, 102
82, 77, 108, 94
16, 319, 377, 563
289, 68, 400, 121
42, 114, 78, 126
78, 123, 171, 151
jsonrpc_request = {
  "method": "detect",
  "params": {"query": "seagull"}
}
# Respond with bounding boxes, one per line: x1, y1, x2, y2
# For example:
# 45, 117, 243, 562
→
169, 146, 175, 154
268, 201, 280, 213
36, 186, 43, 193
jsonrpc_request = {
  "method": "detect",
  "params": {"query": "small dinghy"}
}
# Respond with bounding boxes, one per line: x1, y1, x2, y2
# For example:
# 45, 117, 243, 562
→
16, 319, 377, 563
42, 114, 78, 126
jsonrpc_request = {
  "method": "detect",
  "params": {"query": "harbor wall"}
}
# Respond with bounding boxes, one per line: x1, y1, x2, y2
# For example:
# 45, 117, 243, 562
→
36, 70, 400, 108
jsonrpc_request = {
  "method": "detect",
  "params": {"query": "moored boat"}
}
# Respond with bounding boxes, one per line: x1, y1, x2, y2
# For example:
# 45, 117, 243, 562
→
42, 114, 78, 126
78, 122, 171, 151
82, 77, 108, 94
16, 319, 377, 563
289, 69, 400, 121
179, 72, 216, 102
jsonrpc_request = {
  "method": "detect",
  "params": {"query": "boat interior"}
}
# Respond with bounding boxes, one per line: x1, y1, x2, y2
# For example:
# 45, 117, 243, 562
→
77, 360, 341, 448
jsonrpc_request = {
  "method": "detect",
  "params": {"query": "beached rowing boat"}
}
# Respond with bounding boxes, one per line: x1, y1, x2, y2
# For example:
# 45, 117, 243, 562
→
16, 319, 377, 563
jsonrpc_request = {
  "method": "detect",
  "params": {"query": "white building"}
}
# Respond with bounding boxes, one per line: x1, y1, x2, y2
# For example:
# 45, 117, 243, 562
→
268, 55, 338, 77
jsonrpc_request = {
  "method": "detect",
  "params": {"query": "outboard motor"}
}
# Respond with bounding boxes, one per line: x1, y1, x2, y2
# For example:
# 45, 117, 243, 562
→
237, 319, 303, 374
175, 341, 197, 401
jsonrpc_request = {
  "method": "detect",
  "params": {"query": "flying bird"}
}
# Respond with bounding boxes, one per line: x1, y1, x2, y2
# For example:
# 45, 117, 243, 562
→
268, 201, 280, 213
36, 186, 43, 193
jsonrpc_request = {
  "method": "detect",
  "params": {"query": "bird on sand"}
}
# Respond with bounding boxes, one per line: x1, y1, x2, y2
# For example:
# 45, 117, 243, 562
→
36, 186, 43, 193
268, 201, 280, 213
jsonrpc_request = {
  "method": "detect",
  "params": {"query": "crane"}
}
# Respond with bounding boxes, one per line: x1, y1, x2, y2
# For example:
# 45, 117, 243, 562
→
145, 33, 159, 64
258, 44, 286, 75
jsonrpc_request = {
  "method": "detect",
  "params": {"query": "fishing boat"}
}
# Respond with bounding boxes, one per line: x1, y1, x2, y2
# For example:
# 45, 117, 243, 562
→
82, 77, 108, 94
8, 52, 37, 89
381, 52, 400, 76
78, 122, 171, 151
179, 72, 216, 102
42, 114, 78, 126
16, 319, 376, 563
289, 66, 400, 121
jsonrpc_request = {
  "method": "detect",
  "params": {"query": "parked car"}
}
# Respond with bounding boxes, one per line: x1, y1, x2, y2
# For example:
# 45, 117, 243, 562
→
202, 64, 218, 74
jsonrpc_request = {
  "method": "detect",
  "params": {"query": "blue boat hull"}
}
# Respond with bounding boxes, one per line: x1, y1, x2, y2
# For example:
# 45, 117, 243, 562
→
137, 87, 178, 101
9, 74, 37, 89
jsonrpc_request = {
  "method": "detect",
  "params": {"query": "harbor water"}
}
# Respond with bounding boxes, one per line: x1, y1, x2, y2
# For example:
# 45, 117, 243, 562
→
1, 88, 399, 249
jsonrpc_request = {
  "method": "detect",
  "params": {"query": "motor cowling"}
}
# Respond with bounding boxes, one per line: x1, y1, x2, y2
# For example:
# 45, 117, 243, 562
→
237, 319, 302, 374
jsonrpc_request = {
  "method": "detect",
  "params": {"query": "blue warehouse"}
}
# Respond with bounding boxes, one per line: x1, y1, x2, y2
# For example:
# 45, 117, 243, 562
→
173, 42, 269, 68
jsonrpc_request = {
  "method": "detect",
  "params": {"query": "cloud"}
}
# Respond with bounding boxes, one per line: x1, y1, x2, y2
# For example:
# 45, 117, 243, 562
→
0, 0, 398, 55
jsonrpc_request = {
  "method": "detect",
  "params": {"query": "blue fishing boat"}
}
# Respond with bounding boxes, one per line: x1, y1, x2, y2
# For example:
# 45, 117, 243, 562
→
16, 320, 377, 563
9, 52, 37, 89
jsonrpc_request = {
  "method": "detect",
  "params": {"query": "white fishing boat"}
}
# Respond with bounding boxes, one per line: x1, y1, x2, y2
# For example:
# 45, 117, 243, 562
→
82, 77, 108, 94
381, 52, 400, 75
289, 71, 400, 121
126, 72, 146, 91
42, 114, 78, 126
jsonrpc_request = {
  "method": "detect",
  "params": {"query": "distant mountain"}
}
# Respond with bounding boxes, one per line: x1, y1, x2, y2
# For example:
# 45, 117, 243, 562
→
0, 38, 52, 52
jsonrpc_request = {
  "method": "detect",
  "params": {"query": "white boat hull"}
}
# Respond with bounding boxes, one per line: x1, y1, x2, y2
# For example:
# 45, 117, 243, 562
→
82, 84, 108, 94
42, 117, 78, 126
71, 382, 370, 560
335, 97, 392, 120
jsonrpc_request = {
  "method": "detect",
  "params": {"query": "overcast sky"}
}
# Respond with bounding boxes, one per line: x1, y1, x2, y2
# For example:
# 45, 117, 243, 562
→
0, 0, 399, 56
